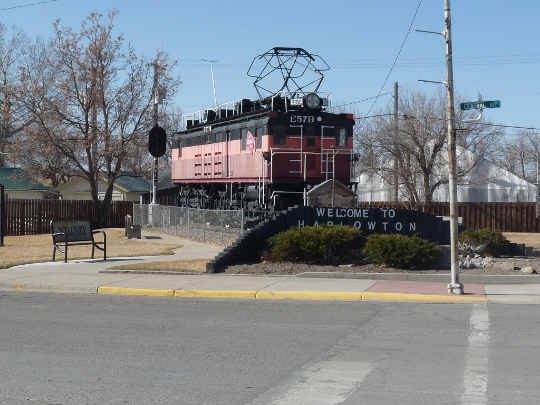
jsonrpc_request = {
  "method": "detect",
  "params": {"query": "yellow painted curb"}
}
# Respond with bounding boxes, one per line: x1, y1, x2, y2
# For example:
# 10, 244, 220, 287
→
362, 292, 489, 302
96, 287, 489, 303
174, 290, 257, 298
97, 286, 175, 297
256, 291, 364, 300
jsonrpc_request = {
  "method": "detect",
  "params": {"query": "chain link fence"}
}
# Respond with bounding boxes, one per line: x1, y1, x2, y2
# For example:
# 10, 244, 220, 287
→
133, 204, 244, 246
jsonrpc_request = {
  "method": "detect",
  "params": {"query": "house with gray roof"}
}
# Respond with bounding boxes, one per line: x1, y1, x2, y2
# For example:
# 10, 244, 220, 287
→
55, 172, 151, 201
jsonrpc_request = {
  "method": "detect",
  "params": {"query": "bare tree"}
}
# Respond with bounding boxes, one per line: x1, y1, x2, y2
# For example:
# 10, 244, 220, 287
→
8, 34, 70, 187
491, 130, 540, 184
0, 23, 34, 166
16, 10, 181, 226
355, 87, 502, 203
121, 105, 183, 178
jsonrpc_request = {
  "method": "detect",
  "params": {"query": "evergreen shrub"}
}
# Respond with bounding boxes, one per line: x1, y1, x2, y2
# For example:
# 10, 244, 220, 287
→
458, 227, 509, 256
266, 225, 365, 263
364, 234, 441, 269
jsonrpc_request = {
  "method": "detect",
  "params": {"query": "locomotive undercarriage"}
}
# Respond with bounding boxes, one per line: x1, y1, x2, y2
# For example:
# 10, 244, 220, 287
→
176, 182, 309, 215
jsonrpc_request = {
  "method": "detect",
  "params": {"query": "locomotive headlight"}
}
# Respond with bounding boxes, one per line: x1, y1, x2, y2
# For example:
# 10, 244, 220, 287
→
305, 93, 321, 109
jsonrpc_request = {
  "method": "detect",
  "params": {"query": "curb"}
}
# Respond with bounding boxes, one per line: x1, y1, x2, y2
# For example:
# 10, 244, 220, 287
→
99, 270, 540, 285
297, 272, 540, 284
96, 287, 488, 302
0, 282, 100, 294
362, 292, 488, 302
97, 286, 175, 296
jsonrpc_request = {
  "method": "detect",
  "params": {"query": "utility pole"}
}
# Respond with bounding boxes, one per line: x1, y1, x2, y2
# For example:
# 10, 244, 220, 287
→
393, 82, 399, 201
444, 0, 463, 294
151, 62, 159, 206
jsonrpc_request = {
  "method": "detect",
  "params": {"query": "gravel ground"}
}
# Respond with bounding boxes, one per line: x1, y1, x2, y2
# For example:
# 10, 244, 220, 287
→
224, 256, 540, 276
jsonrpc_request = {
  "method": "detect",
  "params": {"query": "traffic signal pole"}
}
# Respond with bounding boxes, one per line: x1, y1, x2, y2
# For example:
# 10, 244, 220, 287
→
151, 62, 159, 206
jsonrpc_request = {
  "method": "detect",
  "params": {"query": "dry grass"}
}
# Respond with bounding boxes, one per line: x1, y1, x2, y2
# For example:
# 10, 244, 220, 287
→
503, 232, 540, 250
0, 229, 181, 269
109, 259, 208, 273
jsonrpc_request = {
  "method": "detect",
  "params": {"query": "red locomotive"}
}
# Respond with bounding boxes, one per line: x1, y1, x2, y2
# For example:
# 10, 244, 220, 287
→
171, 48, 357, 212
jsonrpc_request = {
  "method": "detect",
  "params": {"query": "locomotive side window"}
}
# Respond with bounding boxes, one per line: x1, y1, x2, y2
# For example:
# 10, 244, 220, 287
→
205, 133, 213, 144
305, 125, 316, 137
255, 127, 263, 148
241, 128, 247, 150
289, 126, 302, 136
322, 127, 334, 137
230, 129, 240, 141
273, 125, 286, 145
174, 139, 182, 157
336, 127, 348, 146
215, 132, 225, 142
307, 137, 316, 148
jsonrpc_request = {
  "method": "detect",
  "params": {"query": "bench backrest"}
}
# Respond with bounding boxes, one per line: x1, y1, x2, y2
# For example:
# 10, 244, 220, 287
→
50, 218, 93, 243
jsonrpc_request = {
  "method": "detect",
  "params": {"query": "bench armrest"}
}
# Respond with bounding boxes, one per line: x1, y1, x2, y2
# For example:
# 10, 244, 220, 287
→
52, 232, 68, 244
92, 229, 107, 260
92, 229, 106, 243
51, 231, 68, 263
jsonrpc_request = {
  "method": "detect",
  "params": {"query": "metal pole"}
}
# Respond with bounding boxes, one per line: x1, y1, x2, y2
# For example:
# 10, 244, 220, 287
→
393, 82, 399, 201
536, 154, 540, 218
331, 146, 336, 207
445, 0, 463, 294
0, 184, 4, 247
151, 62, 159, 206
202, 59, 218, 107
241, 209, 244, 236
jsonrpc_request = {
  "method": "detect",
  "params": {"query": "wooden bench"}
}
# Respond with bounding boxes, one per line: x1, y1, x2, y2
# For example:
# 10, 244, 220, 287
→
50, 218, 106, 263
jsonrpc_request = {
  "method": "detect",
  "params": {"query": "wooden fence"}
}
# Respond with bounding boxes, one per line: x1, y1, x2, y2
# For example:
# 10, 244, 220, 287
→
9, 198, 536, 236
4, 199, 134, 236
358, 201, 540, 233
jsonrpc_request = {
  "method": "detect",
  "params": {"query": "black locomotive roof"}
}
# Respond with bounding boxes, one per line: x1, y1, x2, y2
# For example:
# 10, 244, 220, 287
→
174, 107, 272, 137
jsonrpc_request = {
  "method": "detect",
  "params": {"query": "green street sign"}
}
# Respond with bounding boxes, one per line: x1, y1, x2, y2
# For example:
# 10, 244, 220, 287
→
460, 100, 501, 110
483, 100, 501, 109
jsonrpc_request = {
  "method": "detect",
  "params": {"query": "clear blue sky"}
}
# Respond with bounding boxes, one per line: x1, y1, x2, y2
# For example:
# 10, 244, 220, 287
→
4, 0, 540, 134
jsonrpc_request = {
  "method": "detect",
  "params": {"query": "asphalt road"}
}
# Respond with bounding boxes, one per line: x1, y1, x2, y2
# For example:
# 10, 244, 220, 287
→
2, 293, 540, 404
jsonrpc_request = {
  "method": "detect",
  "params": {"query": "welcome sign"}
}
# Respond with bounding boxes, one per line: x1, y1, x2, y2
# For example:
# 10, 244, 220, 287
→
283, 206, 451, 245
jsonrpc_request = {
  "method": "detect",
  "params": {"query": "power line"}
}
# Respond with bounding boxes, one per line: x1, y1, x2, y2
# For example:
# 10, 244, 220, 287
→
354, 113, 393, 120
0, 0, 59, 11
357, 0, 422, 131
329, 92, 392, 110
353, 111, 540, 133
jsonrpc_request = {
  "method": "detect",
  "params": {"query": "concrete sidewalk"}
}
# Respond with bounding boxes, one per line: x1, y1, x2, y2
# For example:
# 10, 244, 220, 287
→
1, 231, 540, 304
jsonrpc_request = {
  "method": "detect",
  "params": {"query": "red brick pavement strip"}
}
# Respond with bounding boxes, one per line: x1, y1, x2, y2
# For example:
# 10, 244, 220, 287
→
367, 280, 487, 297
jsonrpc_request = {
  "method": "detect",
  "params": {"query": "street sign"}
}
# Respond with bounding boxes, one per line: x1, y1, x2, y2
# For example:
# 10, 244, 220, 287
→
460, 100, 501, 110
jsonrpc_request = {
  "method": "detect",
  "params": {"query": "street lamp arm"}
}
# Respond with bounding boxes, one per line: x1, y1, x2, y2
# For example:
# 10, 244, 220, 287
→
457, 109, 483, 123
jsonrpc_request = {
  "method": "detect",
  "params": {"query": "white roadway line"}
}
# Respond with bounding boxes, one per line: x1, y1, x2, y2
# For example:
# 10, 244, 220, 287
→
461, 304, 490, 405
250, 361, 373, 405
